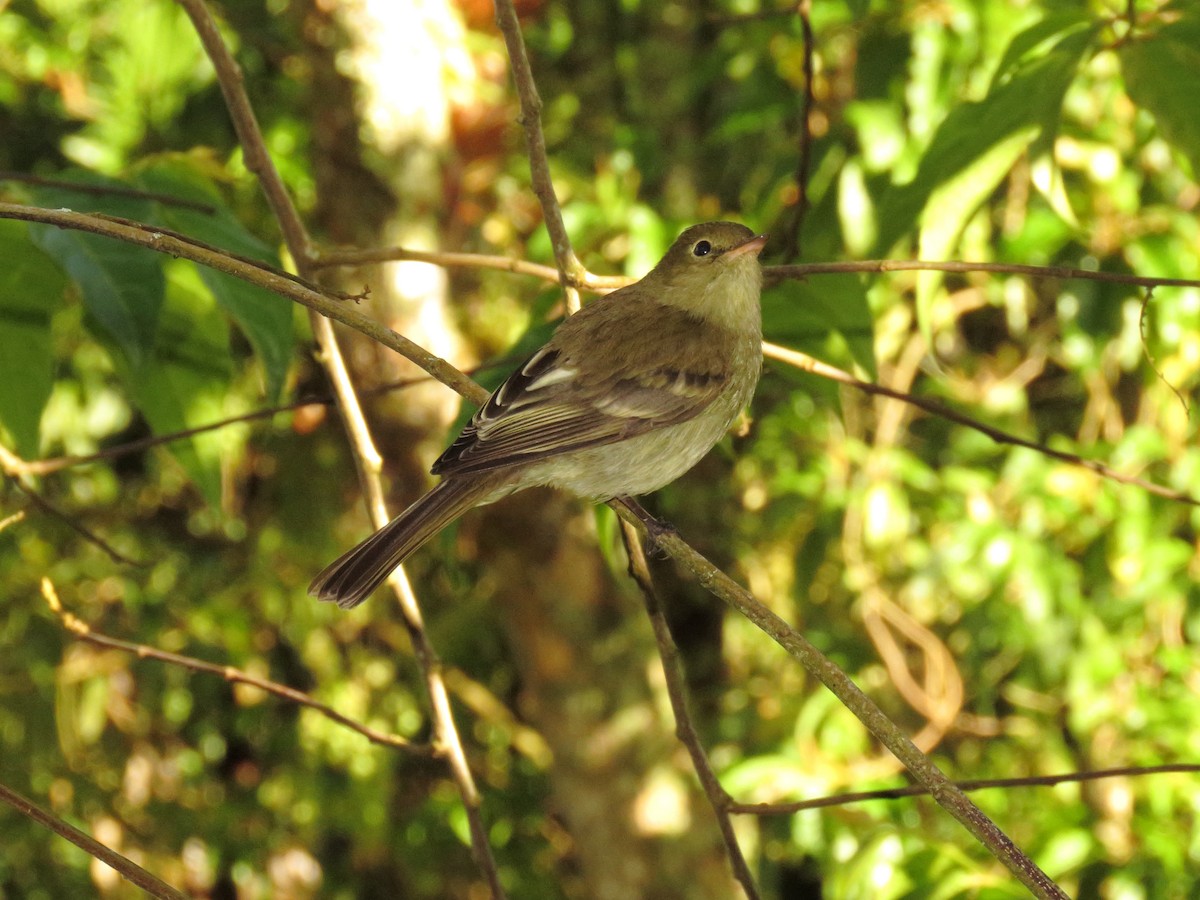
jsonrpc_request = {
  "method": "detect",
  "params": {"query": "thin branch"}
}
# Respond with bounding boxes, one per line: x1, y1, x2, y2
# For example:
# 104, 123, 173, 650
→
1, 445, 145, 566
312, 243, 627, 292
0, 509, 25, 532
316, 245, 1200, 295
0, 202, 484, 404
10, 356, 530, 478
13, 483, 145, 566
1139, 291, 1191, 416
762, 341, 1200, 506
767, 258, 1200, 290
9, 399, 328, 477
621, 520, 761, 900
40, 578, 433, 755
493, 0, 585, 311
175, 1, 312, 263
174, 1, 504, 894
730, 764, 1200, 815
611, 498, 1067, 900
706, 7, 800, 26
780, 0, 815, 262
90, 210, 362, 301
0, 170, 217, 213
0, 779, 189, 900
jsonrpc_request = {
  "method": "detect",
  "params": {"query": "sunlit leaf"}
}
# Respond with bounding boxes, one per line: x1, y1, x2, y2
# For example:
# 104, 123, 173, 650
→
875, 21, 1100, 255
1120, 12, 1200, 175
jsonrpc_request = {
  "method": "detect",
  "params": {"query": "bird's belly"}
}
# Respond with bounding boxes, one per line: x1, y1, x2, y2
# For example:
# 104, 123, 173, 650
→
524, 403, 742, 500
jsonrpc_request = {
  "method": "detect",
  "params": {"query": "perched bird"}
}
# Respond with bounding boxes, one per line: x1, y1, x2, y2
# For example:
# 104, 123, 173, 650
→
310, 221, 767, 608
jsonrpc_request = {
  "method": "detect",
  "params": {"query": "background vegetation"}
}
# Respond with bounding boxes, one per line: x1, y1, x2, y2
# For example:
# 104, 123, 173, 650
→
1, 0, 1198, 897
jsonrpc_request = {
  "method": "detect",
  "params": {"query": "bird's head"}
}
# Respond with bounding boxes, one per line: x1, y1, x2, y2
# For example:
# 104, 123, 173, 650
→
647, 221, 768, 330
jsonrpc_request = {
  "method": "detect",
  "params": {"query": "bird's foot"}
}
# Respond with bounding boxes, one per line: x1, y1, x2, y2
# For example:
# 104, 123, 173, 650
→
616, 496, 678, 558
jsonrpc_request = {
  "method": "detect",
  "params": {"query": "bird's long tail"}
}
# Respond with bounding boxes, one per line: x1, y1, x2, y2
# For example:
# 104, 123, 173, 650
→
309, 477, 489, 609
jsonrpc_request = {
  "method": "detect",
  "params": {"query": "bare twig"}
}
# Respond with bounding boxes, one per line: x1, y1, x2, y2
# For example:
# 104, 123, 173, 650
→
0, 444, 145, 566
0, 509, 25, 532
493, 0, 585, 312
621, 521, 761, 900
767, 258, 1200, 290
9, 399, 328, 477
11, 483, 144, 566
9, 356, 531, 478
730, 763, 1200, 814
313, 243, 627, 292
1139, 292, 1191, 417
175, 1, 504, 894
40, 578, 433, 755
315, 245, 1200, 298
0, 779, 189, 900
611, 498, 1067, 900
90, 210, 360, 299
175, 1, 312, 263
706, 7, 799, 26
763, 341, 1200, 506
780, 0, 815, 261
0, 170, 217, 213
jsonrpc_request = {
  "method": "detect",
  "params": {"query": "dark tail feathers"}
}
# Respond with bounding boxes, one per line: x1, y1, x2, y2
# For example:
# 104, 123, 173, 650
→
308, 477, 485, 608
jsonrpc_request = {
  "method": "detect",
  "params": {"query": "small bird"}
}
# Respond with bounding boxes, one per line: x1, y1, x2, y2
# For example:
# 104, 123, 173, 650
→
310, 221, 768, 608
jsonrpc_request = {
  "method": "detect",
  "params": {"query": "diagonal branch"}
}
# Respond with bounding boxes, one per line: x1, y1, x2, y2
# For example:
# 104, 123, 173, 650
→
779, 0, 815, 262
493, 0, 585, 312
0, 201, 484, 402
0, 444, 145, 566
174, 2, 504, 894
621, 521, 761, 900
175, 1, 312, 263
40, 578, 432, 755
612, 498, 1067, 900
731, 763, 1200, 814
0, 780, 189, 900
0, 170, 217, 213
763, 342, 1200, 506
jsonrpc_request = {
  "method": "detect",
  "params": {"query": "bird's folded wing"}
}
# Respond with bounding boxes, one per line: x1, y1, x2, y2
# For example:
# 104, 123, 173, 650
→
431, 345, 728, 476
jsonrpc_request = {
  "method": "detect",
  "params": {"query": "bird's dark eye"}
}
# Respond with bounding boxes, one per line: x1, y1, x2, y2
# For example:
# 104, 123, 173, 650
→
692, 240, 712, 257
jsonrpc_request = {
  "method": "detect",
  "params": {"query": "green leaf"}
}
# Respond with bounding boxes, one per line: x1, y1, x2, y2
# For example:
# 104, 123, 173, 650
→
28, 173, 165, 367
124, 261, 236, 509
29, 224, 164, 368
0, 221, 66, 456
762, 276, 877, 379
131, 156, 294, 400
989, 8, 1096, 91
875, 21, 1100, 255
1120, 15, 1200, 175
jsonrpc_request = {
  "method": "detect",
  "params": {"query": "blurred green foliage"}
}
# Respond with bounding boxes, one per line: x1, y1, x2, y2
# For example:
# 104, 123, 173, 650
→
2, 0, 1199, 897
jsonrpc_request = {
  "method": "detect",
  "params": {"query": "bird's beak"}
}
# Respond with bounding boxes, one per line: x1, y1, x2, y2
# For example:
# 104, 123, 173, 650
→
724, 233, 769, 259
